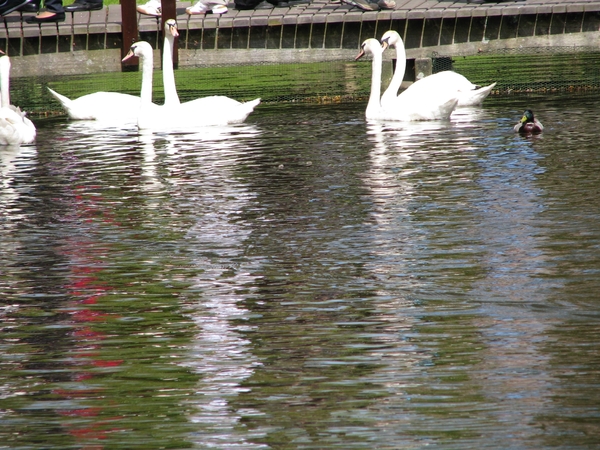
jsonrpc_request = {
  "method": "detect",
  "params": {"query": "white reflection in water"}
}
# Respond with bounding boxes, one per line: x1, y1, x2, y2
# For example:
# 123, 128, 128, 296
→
142, 128, 267, 448
363, 115, 557, 444
359, 122, 437, 436
0, 145, 37, 227
468, 133, 558, 444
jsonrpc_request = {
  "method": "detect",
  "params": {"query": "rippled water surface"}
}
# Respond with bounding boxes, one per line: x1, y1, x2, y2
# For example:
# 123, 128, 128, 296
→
1, 96, 600, 449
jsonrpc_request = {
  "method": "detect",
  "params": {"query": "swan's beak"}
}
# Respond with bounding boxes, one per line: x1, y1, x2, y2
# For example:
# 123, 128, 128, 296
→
355, 49, 366, 61
381, 40, 389, 50
122, 48, 136, 63
169, 23, 179, 38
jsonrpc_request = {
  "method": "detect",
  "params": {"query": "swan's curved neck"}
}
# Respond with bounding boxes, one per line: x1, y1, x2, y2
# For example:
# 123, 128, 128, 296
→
366, 50, 383, 118
381, 39, 407, 106
0, 57, 11, 108
162, 32, 180, 107
140, 49, 154, 105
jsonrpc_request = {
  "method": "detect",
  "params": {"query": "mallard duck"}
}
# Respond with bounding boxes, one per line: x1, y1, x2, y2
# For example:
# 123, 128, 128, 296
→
514, 109, 543, 134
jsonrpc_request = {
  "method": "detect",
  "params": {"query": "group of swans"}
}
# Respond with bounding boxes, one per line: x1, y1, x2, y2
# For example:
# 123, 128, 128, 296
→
357, 30, 496, 122
49, 19, 260, 130
0, 53, 36, 146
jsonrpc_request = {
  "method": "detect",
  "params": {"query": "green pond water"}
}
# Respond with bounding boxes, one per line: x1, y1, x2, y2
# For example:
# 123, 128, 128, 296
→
1, 96, 599, 449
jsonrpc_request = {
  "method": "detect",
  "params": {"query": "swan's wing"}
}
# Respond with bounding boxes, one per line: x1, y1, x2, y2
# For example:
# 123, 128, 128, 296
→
0, 107, 31, 145
411, 72, 496, 107
177, 96, 260, 126
138, 96, 260, 130
387, 80, 458, 121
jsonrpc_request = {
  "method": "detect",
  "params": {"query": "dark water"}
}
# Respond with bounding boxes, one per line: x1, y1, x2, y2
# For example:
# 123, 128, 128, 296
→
1, 96, 599, 449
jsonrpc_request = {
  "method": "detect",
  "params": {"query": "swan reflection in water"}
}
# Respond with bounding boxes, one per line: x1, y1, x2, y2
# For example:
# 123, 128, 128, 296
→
147, 125, 265, 448
0, 145, 36, 216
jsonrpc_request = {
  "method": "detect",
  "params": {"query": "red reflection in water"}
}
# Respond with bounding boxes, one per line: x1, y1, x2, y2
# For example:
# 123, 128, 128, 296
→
52, 188, 126, 446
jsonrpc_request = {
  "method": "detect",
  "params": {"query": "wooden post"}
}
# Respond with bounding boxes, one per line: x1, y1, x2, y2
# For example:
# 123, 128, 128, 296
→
121, 0, 139, 70
414, 57, 432, 81
160, 0, 179, 69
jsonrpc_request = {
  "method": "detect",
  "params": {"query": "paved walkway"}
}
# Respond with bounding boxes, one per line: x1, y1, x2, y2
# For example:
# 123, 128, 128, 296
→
2, 0, 599, 38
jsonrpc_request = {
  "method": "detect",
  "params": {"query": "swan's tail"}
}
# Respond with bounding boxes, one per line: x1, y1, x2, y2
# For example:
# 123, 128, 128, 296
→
47, 87, 88, 120
458, 82, 497, 107
47, 87, 71, 108
241, 98, 261, 115
231, 98, 261, 123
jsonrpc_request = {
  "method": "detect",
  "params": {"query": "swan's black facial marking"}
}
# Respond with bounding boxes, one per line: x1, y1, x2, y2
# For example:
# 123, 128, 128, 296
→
166, 19, 179, 38
381, 36, 390, 50
122, 44, 138, 62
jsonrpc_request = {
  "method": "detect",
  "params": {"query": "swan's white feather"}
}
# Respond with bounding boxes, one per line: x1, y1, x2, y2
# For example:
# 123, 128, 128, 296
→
120, 20, 260, 131
359, 38, 457, 122
47, 87, 143, 122
0, 55, 36, 146
380, 30, 495, 108
134, 19, 260, 131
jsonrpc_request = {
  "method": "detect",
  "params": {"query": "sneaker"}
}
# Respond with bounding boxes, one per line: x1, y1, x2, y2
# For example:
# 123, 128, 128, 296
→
136, 0, 161, 16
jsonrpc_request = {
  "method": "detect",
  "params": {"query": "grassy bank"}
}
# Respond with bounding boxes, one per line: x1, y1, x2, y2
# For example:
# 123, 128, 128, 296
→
11, 50, 600, 117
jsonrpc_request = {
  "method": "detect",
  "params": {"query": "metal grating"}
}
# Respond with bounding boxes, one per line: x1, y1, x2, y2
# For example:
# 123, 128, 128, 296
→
11, 47, 600, 117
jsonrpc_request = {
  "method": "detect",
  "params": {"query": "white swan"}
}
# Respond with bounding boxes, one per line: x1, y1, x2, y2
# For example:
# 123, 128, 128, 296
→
380, 30, 496, 108
45, 23, 180, 124
356, 39, 458, 122
155, 19, 261, 130
0, 54, 36, 146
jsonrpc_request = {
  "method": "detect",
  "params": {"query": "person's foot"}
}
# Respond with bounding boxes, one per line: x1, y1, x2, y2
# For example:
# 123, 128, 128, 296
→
0, 0, 32, 16
17, 0, 39, 12
64, 1, 102, 12
136, 0, 161, 16
26, 10, 65, 22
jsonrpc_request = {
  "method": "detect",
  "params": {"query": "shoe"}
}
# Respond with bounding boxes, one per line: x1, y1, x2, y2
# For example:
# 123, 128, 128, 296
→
186, 0, 227, 15
377, 0, 395, 9
136, 0, 161, 16
18, 0, 39, 12
0, 0, 32, 16
254, 1, 274, 8
64, 1, 102, 12
26, 11, 65, 22
340, 0, 379, 11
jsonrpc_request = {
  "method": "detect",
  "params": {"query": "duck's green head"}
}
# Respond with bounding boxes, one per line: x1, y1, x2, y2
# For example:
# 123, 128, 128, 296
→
521, 109, 535, 123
